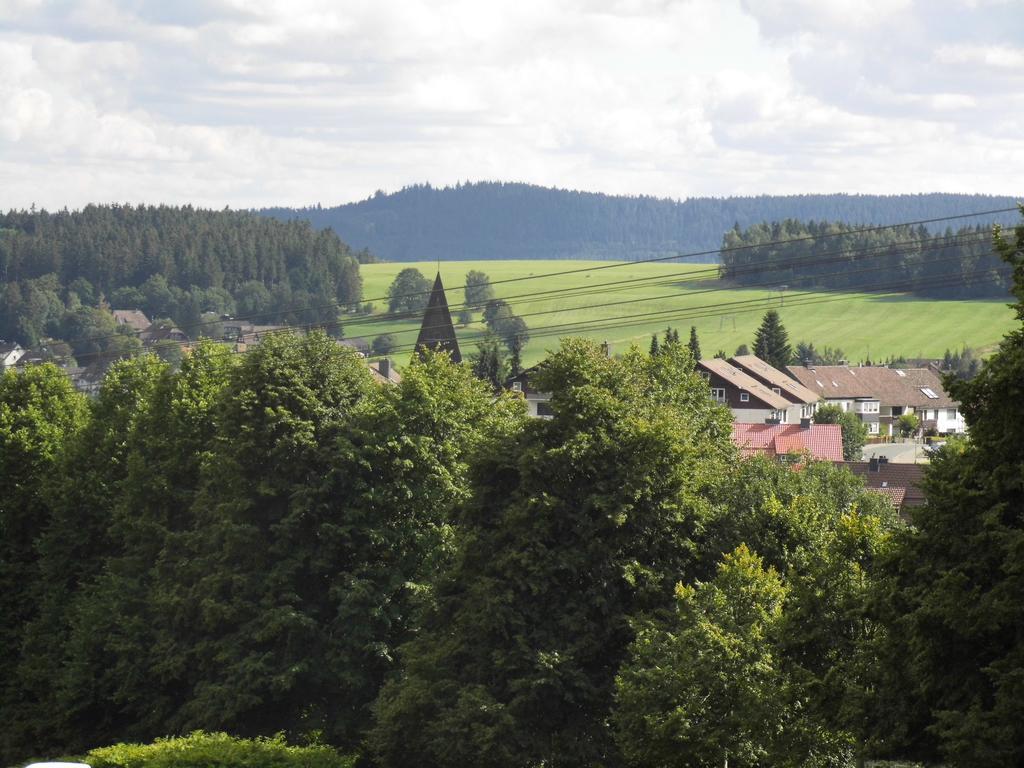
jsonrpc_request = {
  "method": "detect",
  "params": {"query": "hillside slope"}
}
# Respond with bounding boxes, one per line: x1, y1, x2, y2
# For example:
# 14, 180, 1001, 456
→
261, 182, 1020, 263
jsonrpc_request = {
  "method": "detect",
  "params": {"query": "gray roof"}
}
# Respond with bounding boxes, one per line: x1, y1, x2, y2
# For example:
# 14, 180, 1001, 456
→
415, 272, 461, 364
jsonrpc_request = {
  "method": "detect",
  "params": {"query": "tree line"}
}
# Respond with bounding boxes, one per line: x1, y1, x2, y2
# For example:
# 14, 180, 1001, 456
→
720, 219, 1013, 299
261, 182, 1019, 262
0, 205, 365, 353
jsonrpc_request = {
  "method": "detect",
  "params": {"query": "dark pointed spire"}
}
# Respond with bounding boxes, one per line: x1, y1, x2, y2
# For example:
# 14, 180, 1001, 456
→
415, 272, 461, 363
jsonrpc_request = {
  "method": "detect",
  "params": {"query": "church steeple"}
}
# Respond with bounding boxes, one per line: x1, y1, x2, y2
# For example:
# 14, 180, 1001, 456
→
415, 272, 461, 363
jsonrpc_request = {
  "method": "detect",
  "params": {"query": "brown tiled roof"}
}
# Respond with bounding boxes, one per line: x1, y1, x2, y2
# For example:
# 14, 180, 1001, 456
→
699, 358, 791, 410
730, 355, 820, 404
111, 309, 151, 333
837, 460, 927, 507
899, 368, 958, 407
732, 423, 843, 462
869, 486, 907, 508
786, 365, 958, 408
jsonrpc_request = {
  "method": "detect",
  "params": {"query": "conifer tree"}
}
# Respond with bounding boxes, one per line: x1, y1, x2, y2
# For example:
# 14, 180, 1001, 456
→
687, 326, 701, 360
753, 310, 792, 369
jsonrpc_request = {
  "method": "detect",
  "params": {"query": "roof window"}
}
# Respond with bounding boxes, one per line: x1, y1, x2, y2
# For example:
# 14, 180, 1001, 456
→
921, 387, 938, 399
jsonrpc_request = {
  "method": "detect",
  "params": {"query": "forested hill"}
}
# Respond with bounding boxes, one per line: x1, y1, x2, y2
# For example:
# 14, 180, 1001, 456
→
0, 205, 362, 349
260, 182, 1020, 263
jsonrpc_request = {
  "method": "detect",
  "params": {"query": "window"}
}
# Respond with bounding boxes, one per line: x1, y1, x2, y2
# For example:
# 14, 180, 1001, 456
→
740, 392, 749, 402
895, 369, 906, 377
920, 387, 939, 399
711, 388, 726, 403
772, 387, 781, 394
511, 381, 522, 392
869, 422, 880, 434
536, 401, 554, 417
947, 408, 958, 419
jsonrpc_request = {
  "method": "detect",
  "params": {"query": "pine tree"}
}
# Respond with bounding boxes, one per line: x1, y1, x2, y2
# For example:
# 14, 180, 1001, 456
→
649, 334, 660, 356
687, 326, 701, 360
753, 310, 792, 370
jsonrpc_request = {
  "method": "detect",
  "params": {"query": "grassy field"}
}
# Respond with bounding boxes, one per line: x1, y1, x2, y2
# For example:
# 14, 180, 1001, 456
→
350, 260, 1017, 368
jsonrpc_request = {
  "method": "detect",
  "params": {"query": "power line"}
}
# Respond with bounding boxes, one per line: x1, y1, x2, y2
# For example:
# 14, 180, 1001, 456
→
43, 225, 998, 356
33, 206, 1016, 353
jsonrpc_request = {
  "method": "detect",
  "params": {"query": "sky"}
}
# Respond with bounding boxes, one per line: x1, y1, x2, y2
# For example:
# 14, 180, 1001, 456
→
1, 0, 1022, 210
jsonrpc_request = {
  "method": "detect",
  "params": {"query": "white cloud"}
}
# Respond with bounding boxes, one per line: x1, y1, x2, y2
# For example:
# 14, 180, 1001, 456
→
0, 0, 1021, 210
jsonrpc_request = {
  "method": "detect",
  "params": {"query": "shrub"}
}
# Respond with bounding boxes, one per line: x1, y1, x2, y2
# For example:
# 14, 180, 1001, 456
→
86, 732, 354, 768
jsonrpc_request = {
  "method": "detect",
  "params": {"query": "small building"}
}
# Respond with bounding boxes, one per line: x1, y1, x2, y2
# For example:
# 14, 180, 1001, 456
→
1, 340, 26, 369
837, 458, 926, 515
732, 422, 844, 462
697, 357, 796, 424
141, 324, 189, 346
505, 365, 553, 418
785, 364, 965, 436
729, 354, 819, 420
111, 309, 152, 334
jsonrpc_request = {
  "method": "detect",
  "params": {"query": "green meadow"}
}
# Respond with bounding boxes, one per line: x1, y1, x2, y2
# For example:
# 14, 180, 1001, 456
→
352, 260, 1017, 367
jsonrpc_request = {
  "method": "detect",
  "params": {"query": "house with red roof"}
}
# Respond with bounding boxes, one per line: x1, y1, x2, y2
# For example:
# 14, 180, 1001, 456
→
732, 422, 843, 462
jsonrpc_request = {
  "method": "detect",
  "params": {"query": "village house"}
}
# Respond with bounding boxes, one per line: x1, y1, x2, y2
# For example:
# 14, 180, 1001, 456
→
111, 309, 152, 334
731, 422, 844, 462
505, 365, 553, 418
837, 457, 926, 516
785, 364, 965, 436
697, 357, 796, 424
1, 340, 26, 370
728, 354, 819, 420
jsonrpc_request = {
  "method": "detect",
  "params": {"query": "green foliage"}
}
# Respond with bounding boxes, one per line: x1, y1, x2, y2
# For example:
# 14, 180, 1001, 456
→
615, 545, 789, 768
0, 205, 363, 348
386, 267, 431, 313
0, 365, 88, 762
815, 403, 868, 461
463, 269, 494, 309
86, 731, 354, 768
469, 333, 508, 390
622, 456, 900, 768
874, 208, 1024, 766
753, 310, 792, 370
721, 217, 1012, 299
896, 412, 919, 437
369, 339, 733, 768
687, 325, 701, 360
264, 183, 1020, 264
371, 333, 396, 355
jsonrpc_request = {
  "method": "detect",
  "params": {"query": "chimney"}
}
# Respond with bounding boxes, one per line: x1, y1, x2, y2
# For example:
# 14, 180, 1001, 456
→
379, 358, 390, 380
878, 455, 889, 465
800, 417, 811, 429
869, 457, 879, 472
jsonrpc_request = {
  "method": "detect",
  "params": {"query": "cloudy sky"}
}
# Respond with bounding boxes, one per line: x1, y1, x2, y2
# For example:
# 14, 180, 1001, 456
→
1, 0, 1022, 210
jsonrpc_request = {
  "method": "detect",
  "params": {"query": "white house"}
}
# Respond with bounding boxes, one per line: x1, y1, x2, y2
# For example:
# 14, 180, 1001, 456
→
1, 341, 26, 370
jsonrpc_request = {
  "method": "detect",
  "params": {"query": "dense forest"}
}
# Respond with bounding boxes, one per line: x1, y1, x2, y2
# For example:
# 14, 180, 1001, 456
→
261, 182, 1020, 263
0, 205, 364, 355
719, 220, 1014, 299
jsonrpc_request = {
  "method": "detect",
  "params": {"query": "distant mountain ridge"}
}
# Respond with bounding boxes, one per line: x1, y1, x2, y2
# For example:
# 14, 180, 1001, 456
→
260, 182, 1020, 263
